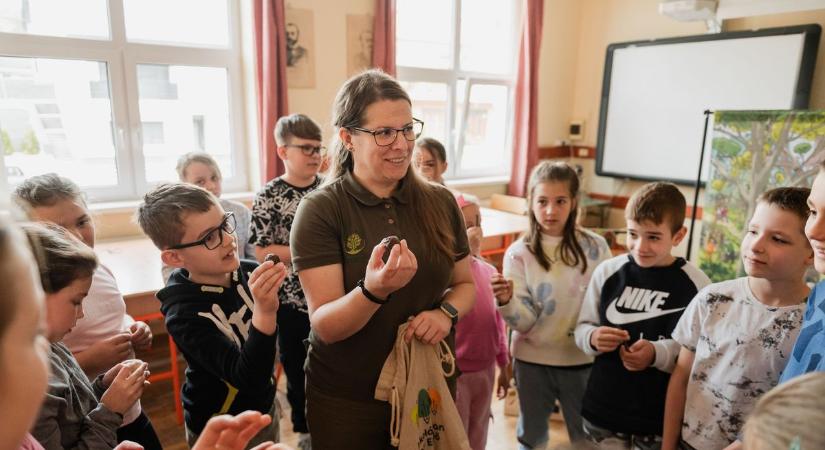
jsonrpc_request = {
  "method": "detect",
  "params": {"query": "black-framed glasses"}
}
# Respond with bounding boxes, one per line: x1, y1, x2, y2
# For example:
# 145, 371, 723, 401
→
285, 144, 326, 156
347, 118, 424, 146
168, 212, 237, 250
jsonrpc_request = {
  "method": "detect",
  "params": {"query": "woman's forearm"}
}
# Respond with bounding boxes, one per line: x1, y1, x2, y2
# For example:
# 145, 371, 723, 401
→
310, 288, 381, 344
443, 279, 476, 318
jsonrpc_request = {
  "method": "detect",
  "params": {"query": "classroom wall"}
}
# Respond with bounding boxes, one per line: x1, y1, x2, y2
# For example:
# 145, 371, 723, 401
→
285, 0, 374, 142
538, 0, 825, 227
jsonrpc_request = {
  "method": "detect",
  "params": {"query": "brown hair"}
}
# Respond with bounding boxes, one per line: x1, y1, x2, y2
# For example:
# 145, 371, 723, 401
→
757, 187, 811, 222
13, 173, 85, 213
21, 222, 97, 294
0, 217, 22, 342
176, 152, 222, 182
415, 137, 447, 164
136, 183, 219, 250
625, 182, 686, 234
524, 161, 592, 273
743, 372, 825, 450
274, 113, 323, 146
328, 69, 456, 263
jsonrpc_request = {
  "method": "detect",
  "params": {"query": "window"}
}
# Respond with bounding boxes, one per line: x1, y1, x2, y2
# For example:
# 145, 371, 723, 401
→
396, 0, 519, 180
0, 0, 246, 202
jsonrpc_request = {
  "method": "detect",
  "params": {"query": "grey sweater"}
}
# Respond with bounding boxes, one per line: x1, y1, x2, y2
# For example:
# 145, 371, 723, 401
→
31, 343, 123, 450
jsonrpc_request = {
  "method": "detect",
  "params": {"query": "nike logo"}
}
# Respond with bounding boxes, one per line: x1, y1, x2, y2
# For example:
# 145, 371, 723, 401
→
606, 298, 686, 325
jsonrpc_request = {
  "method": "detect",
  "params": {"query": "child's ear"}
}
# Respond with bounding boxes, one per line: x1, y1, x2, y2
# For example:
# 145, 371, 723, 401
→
672, 226, 688, 246
161, 249, 185, 268
276, 145, 288, 161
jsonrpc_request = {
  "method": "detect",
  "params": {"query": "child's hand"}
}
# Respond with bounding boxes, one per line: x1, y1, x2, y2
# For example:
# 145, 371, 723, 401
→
84, 332, 133, 368
466, 226, 483, 257
114, 441, 144, 450
590, 326, 629, 352
363, 239, 418, 300
619, 339, 655, 371
130, 322, 153, 351
496, 363, 513, 400
490, 273, 513, 305
192, 411, 293, 450
100, 360, 149, 415
249, 260, 288, 315
102, 361, 125, 388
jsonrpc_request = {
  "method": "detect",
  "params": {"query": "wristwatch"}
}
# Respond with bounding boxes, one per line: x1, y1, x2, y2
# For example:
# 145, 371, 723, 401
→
438, 301, 459, 326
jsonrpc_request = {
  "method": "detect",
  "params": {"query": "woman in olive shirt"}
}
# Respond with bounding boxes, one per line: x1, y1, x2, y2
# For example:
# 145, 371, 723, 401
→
290, 70, 476, 449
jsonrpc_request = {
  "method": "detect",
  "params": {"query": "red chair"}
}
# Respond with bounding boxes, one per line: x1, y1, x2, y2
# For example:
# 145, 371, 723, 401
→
134, 311, 183, 425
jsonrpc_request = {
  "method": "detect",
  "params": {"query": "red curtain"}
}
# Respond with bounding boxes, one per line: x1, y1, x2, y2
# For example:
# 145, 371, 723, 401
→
372, 0, 397, 76
508, 0, 544, 197
253, 0, 290, 184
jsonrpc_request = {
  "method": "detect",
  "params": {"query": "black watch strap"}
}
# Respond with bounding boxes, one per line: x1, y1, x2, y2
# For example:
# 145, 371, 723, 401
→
357, 278, 389, 305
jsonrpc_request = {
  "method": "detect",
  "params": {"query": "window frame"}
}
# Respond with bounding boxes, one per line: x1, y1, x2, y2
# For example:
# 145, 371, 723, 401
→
0, 0, 248, 202
396, 0, 520, 181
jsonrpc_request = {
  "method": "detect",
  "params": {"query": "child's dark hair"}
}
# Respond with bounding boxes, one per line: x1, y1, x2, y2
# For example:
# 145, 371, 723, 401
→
274, 113, 323, 146
625, 182, 686, 234
416, 137, 447, 163
13, 173, 84, 212
136, 183, 219, 250
21, 222, 97, 294
757, 187, 811, 223
525, 161, 591, 273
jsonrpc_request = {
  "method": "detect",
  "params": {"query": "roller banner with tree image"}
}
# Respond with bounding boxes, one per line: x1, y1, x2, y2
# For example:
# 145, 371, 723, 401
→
698, 110, 825, 282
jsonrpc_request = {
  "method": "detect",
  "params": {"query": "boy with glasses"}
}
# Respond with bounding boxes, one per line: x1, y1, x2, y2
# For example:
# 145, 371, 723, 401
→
161, 152, 257, 282
137, 183, 288, 448
249, 113, 324, 450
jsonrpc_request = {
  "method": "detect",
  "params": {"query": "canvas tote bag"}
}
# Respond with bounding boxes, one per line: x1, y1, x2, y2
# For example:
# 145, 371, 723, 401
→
375, 322, 470, 450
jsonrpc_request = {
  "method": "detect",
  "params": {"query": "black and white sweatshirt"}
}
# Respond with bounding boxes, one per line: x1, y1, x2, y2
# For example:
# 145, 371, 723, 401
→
157, 260, 277, 435
574, 254, 710, 435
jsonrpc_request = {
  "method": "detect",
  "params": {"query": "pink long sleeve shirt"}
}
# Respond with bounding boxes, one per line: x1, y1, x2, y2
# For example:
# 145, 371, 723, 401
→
455, 257, 510, 373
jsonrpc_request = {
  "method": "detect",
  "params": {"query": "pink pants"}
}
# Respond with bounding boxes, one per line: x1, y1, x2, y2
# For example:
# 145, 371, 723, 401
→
455, 364, 496, 450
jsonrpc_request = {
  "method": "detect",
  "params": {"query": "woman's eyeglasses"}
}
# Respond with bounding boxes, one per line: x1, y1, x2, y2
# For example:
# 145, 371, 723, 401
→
347, 118, 424, 146
168, 212, 237, 250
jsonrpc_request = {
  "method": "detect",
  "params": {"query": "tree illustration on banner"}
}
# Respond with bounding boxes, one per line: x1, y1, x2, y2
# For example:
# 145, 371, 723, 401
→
698, 110, 825, 282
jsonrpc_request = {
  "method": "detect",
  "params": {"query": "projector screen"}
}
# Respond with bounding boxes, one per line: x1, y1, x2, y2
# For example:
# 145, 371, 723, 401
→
596, 25, 820, 185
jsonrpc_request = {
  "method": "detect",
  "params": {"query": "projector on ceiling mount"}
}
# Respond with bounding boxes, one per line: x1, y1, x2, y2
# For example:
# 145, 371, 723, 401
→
659, 0, 718, 21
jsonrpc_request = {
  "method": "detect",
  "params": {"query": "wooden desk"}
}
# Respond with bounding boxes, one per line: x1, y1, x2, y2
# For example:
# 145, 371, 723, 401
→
480, 207, 529, 238
96, 238, 164, 299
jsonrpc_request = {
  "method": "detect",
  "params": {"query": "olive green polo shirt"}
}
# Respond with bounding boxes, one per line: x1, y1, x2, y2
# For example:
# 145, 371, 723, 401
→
291, 169, 470, 401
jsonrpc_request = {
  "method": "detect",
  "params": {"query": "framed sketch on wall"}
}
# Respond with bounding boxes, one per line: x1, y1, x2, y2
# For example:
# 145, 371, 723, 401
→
285, 8, 315, 88
347, 14, 373, 77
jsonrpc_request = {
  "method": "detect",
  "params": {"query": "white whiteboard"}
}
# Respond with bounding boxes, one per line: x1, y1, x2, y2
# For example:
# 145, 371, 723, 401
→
597, 26, 819, 184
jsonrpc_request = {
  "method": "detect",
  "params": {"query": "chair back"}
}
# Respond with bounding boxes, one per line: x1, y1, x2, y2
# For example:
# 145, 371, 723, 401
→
490, 194, 527, 215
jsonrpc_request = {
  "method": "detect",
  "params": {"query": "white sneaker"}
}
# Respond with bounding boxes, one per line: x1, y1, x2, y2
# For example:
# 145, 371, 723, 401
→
297, 433, 311, 450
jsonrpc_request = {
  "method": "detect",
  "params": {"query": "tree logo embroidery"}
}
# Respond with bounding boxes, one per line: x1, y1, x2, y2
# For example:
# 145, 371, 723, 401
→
345, 232, 365, 255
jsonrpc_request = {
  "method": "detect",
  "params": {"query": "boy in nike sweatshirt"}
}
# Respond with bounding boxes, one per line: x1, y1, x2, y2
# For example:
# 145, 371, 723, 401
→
575, 182, 710, 448
661, 187, 812, 450
137, 183, 288, 448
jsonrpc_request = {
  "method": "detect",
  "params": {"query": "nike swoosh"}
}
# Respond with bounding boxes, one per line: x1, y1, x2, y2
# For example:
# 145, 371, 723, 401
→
605, 298, 686, 325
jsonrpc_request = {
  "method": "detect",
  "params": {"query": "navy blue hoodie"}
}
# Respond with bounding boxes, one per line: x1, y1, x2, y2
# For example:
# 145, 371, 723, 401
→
157, 260, 277, 435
